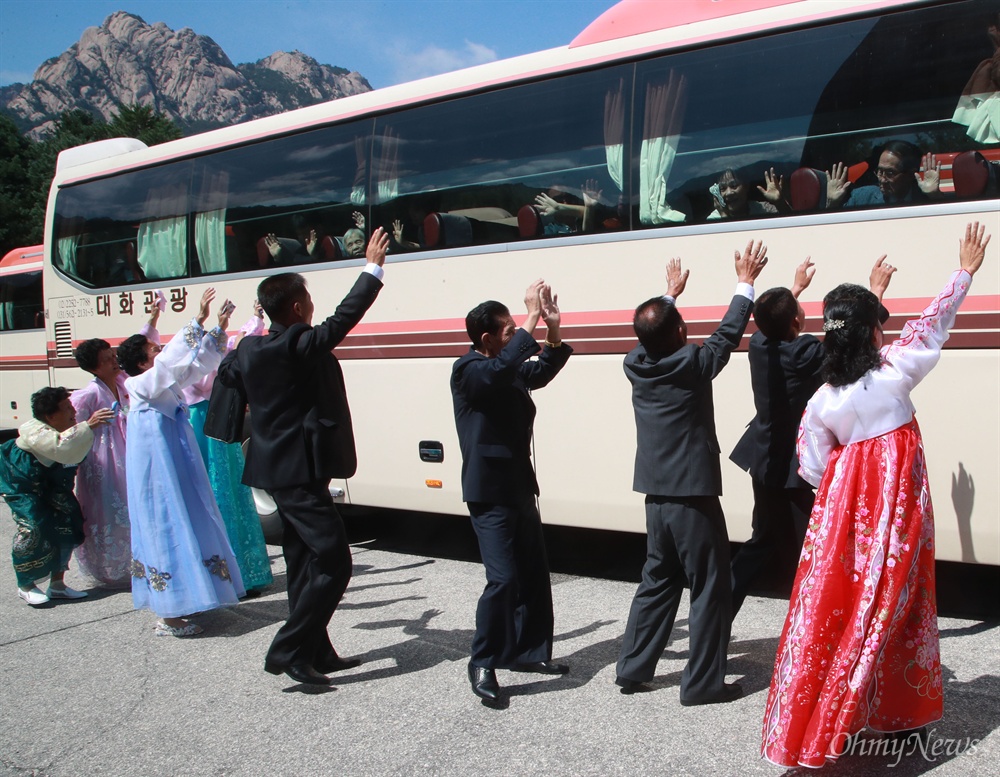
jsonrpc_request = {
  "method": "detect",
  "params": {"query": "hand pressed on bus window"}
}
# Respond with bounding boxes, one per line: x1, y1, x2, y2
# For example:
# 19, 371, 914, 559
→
305, 228, 319, 256
534, 192, 561, 217
757, 167, 785, 205
352, 211, 366, 231
197, 288, 216, 326
264, 233, 283, 259
915, 153, 941, 195
826, 162, 850, 207
581, 179, 603, 208
791, 257, 815, 299
959, 221, 991, 276
869, 255, 895, 301
366, 226, 390, 267
665, 258, 689, 299
735, 240, 768, 284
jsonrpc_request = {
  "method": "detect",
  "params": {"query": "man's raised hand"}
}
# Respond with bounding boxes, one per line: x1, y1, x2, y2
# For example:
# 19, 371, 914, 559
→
366, 227, 390, 266
665, 258, 689, 298
735, 240, 768, 284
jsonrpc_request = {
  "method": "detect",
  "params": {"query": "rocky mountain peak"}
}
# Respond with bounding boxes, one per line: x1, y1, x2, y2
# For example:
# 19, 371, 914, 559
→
2, 11, 372, 139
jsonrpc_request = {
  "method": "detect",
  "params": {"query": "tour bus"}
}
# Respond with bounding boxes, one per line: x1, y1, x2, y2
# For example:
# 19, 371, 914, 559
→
16, 0, 1000, 564
0, 245, 46, 438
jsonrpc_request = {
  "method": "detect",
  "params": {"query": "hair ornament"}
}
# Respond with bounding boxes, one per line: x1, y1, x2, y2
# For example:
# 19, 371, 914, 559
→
823, 319, 845, 332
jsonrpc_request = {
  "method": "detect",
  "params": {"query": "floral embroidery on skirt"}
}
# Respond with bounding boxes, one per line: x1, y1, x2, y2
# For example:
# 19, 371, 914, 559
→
762, 420, 942, 768
203, 555, 231, 581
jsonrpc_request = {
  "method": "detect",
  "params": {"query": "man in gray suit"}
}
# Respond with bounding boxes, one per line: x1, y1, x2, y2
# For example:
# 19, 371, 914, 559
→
615, 243, 768, 705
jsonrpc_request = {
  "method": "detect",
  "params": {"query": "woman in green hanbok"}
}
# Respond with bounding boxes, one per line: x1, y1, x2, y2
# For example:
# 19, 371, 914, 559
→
0, 387, 112, 605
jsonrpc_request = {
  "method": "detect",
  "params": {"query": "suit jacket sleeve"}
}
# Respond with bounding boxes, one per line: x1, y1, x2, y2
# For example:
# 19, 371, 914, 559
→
293, 271, 383, 358
692, 294, 753, 381
454, 328, 540, 401
519, 342, 572, 390
217, 349, 244, 392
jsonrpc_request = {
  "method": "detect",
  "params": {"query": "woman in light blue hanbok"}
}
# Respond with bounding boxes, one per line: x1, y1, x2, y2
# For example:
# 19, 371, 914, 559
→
120, 289, 245, 637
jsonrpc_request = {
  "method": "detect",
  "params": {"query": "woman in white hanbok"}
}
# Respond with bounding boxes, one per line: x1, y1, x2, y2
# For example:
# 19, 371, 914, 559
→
119, 289, 244, 637
762, 223, 992, 768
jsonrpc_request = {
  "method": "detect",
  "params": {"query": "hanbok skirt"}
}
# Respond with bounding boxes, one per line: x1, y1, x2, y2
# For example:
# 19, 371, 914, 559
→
1, 441, 84, 588
762, 419, 942, 768
189, 401, 273, 591
74, 426, 132, 587
126, 407, 245, 618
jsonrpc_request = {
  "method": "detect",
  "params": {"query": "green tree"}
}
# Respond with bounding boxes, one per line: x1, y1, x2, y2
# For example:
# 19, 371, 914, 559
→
108, 103, 182, 145
22, 110, 111, 245
0, 114, 36, 255
14, 106, 182, 247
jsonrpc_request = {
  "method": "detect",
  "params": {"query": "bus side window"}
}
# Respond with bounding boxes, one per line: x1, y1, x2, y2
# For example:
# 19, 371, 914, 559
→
634, 0, 999, 226
371, 64, 633, 252
54, 162, 194, 287
0, 272, 42, 331
199, 120, 375, 273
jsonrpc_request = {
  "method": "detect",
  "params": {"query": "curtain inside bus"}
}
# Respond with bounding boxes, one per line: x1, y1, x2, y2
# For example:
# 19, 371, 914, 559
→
639, 73, 688, 225
137, 183, 187, 280
194, 170, 230, 274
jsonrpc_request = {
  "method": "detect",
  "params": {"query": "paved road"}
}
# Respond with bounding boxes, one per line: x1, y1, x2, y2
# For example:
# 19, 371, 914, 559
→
1, 504, 997, 777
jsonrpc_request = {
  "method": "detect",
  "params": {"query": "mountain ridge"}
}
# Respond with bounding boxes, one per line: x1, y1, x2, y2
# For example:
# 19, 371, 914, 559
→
1, 11, 372, 139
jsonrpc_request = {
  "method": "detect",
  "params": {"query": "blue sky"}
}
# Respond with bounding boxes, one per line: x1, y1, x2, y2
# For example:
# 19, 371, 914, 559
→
0, 0, 615, 89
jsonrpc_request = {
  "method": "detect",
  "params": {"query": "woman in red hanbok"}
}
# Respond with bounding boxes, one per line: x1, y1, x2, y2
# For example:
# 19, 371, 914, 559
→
761, 222, 991, 768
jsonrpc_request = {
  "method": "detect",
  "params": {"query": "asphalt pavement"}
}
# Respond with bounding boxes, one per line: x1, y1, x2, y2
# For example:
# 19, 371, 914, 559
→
1, 504, 998, 777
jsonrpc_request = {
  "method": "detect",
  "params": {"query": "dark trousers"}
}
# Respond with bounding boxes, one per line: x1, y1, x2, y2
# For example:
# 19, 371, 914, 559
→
616, 495, 732, 702
267, 481, 352, 669
468, 496, 554, 669
730, 480, 813, 616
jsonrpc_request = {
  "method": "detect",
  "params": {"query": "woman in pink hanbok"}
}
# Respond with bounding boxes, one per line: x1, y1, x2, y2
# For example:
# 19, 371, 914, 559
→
762, 222, 991, 768
70, 304, 162, 587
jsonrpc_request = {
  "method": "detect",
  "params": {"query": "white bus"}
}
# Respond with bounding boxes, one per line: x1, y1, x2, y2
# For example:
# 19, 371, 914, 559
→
16, 0, 1000, 564
0, 245, 47, 438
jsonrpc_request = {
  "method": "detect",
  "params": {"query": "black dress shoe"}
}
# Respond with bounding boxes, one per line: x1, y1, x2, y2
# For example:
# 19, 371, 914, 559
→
468, 661, 500, 703
511, 660, 569, 675
265, 661, 332, 686
615, 676, 646, 694
315, 654, 362, 673
679, 682, 743, 707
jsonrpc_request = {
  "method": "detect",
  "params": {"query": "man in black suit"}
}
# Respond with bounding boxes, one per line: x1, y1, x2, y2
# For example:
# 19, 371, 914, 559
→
729, 256, 895, 617
218, 227, 389, 686
615, 244, 768, 705
729, 258, 823, 617
451, 280, 572, 705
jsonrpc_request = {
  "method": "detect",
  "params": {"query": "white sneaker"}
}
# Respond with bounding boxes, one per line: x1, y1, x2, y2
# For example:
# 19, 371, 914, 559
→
17, 586, 49, 606
47, 584, 88, 600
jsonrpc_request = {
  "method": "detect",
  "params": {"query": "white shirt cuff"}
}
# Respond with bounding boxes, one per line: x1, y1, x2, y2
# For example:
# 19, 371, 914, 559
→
735, 282, 755, 302
363, 263, 384, 281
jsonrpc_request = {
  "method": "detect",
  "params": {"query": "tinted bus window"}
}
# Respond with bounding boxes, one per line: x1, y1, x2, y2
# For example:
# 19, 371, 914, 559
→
193, 119, 374, 273
372, 64, 633, 252
0, 271, 43, 330
633, 0, 998, 225
55, 162, 194, 286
